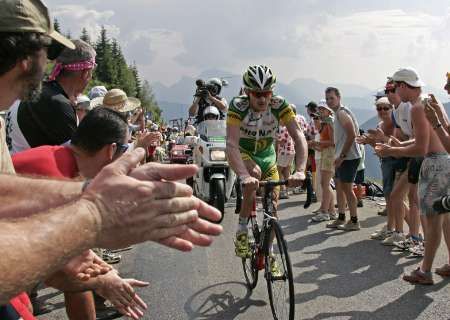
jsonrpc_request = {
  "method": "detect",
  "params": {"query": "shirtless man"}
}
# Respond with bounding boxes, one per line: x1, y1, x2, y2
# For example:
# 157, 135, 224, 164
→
376, 67, 450, 285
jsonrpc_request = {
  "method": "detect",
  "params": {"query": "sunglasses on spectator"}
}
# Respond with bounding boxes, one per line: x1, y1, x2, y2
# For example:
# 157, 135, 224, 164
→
376, 106, 391, 112
384, 89, 395, 94
114, 143, 129, 156
248, 90, 272, 98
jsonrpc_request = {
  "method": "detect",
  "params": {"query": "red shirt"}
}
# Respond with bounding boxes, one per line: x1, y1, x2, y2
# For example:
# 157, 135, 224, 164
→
12, 145, 78, 179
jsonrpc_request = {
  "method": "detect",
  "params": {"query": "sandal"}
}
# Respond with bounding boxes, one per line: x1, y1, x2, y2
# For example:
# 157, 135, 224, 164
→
435, 264, 450, 277
403, 267, 434, 285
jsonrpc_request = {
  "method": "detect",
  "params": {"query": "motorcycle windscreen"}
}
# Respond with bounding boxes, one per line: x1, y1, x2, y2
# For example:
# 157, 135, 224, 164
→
197, 120, 226, 141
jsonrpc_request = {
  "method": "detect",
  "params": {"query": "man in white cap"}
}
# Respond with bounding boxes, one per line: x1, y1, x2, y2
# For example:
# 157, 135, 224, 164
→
376, 67, 450, 285
0, 0, 222, 305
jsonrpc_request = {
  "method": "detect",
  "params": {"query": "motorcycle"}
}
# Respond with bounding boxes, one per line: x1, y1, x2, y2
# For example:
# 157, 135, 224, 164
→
192, 119, 236, 222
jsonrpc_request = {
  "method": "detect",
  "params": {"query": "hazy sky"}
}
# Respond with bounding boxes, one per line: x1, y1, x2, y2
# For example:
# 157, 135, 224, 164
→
46, 0, 450, 90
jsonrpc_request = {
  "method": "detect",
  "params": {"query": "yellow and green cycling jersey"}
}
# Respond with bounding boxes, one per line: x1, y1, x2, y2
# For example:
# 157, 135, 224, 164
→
227, 94, 296, 178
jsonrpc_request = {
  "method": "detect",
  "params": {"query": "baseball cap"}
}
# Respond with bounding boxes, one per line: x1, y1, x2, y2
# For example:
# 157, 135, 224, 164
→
317, 99, 333, 113
0, 0, 74, 49
374, 88, 387, 98
391, 67, 425, 88
88, 86, 108, 99
375, 97, 390, 106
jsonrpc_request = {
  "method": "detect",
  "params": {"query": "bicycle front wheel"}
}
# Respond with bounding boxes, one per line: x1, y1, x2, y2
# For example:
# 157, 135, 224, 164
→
242, 217, 259, 290
266, 220, 295, 320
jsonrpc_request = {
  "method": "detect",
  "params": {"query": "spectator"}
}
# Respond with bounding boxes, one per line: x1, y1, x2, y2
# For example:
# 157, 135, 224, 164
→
13, 108, 150, 319
355, 129, 366, 208
311, 100, 336, 222
276, 119, 295, 199
305, 101, 319, 202
75, 95, 91, 122
357, 95, 397, 241
14, 39, 95, 148
324, 87, 362, 231
0, 0, 222, 304
376, 67, 449, 285
88, 85, 107, 99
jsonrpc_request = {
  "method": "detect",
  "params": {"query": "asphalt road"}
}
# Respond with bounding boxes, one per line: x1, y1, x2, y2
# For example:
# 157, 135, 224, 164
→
40, 193, 450, 320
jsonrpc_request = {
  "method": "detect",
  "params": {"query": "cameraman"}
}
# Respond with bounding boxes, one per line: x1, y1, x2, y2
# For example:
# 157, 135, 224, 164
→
189, 78, 228, 123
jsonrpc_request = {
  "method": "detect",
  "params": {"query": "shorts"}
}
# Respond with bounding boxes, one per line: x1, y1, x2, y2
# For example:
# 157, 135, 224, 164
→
418, 153, 450, 216
381, 157, 396, 196
354, 169, 365, 185
320, 147, 335, 172
241, 147, 279, 181
335, 158, 360, 183
408, 157, 424, 184
277, 152, 294, 168
393, 157, 410, 173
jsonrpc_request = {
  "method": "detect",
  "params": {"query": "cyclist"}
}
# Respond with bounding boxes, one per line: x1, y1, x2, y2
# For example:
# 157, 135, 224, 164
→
226, 65, 308, 274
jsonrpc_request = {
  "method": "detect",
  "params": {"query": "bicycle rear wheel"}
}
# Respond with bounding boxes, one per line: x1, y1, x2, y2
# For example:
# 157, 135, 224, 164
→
266, 220, 295, 320
242, 217, 259, 290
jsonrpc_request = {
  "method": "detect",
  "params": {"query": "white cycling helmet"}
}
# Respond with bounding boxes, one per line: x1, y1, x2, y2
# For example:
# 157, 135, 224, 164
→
151, 124, 159, 131
203, 106, 220, 119
243, 65, 276, 91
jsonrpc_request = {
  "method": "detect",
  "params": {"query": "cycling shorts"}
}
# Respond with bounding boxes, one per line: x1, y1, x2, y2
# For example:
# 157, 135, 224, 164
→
240, 147, 279, 181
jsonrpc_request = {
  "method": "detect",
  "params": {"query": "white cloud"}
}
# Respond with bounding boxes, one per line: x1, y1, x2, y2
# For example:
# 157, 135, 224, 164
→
45, 1, 450, 91
51, 5, 119, 40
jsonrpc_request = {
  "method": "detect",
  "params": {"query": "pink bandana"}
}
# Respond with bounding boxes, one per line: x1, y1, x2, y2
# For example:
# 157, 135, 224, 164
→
49, 58, 96, 81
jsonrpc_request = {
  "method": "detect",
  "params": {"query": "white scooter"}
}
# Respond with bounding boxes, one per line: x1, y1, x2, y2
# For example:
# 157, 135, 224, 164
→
192, 119, 236, 222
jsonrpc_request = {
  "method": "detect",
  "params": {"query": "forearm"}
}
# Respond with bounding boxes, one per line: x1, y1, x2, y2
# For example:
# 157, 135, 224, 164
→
397, 139, 415, 146
388, 144, 426, 158
294, 134, 308, 172
0, 174, 83, 219
211, 97, 227, 111
0, 199, 99, 304
188, 102, 198, 116
46, 269, 105, 292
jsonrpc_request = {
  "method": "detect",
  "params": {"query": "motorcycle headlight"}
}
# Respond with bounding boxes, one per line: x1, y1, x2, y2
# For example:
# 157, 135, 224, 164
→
210, 149, 226, 161
173, 150, 183, 155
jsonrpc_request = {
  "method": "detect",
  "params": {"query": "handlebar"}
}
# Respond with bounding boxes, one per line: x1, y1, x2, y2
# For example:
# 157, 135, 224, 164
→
258, 172, 313, 209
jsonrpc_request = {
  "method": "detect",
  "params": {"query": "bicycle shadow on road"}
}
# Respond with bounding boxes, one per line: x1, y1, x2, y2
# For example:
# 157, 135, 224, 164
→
292, 239, 417, 303
184, 281, 266, 320
300, 281, 448, 320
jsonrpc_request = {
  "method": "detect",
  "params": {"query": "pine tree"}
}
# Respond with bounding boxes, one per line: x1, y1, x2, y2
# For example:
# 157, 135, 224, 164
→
131, 63, 142, 98
80, 28, 91, 44
53, 18, 61, 32
94, 26, 115, 85
140, 80, 162, 123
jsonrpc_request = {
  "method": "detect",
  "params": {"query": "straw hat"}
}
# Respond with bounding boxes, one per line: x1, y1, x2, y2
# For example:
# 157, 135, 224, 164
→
90, 88, 141, 113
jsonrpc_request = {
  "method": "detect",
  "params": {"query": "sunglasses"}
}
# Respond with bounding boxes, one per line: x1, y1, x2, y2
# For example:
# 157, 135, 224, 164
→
384, 89, 395, 94
376, 106, 391, 112
248, 90, 272, 98
114, 143, 129, 156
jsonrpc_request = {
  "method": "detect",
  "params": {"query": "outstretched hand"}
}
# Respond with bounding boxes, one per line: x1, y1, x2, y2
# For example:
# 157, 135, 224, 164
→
83, 148, 222, 251
63, 250, 111, 281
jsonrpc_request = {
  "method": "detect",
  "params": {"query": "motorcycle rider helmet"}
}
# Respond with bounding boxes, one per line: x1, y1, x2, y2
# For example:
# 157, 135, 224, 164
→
243, 65, 276, 91
207, 78, 222, 96
203, 106, 220, 120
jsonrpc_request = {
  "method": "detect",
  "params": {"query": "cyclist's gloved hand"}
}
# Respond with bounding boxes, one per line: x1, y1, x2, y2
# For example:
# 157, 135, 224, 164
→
288, 171, 305, 188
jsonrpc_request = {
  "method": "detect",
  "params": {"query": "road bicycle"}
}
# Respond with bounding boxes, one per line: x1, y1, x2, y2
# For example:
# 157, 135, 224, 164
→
235, 173, 312, 320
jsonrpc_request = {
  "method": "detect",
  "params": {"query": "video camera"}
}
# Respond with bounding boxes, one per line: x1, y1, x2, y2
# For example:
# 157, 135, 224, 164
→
433, 196, 450, 214
194, 79, 215, 99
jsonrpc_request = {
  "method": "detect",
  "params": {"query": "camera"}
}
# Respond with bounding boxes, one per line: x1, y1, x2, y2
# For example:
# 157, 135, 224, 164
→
433, 196, 450, 214
194, 79, 211, 99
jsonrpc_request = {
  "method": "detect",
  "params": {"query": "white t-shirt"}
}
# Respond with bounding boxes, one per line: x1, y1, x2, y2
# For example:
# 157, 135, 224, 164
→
392, 102, 413, 138
5, 100, 31, 154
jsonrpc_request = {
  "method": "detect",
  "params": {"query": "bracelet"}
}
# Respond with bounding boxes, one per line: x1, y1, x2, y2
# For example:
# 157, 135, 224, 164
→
433, 122, 442, 130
